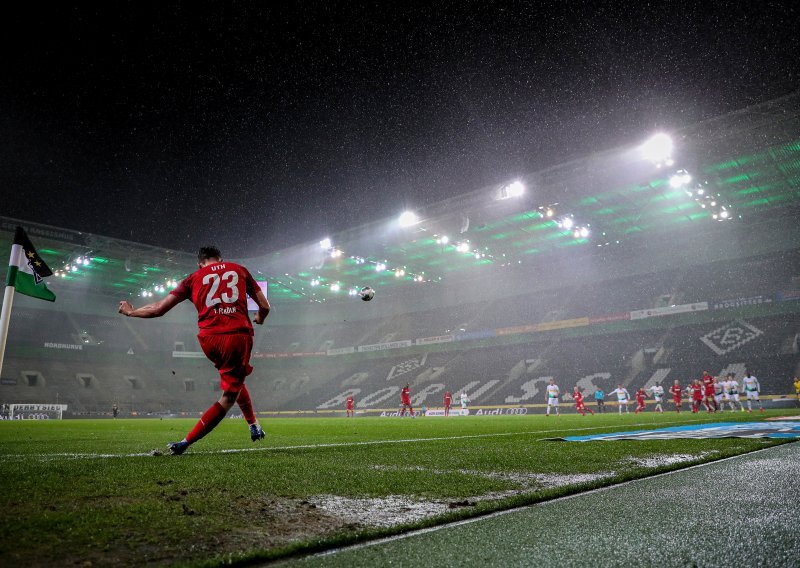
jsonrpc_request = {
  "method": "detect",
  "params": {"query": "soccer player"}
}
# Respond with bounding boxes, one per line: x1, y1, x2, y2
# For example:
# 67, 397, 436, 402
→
572, 387, 594, 416
702, 371, 717, 412
633, 388, 647, 414
647, 383, 665, 413
611, 384, 631, 414
594, 388, 605, 413
346, 395, 354, 418
724, 373, 744, 412
112, 402, 119, 419
742, 372, 763, 413
118, 246, 270, 455
545, 379, 560, 417
399, 383, 415, 417
669, 380, 682, 413
713, 377, 725, 412
460, 391, 470, 411
690, 380, 705, 413
793, 376, 800, 406
443, 390, 452, 417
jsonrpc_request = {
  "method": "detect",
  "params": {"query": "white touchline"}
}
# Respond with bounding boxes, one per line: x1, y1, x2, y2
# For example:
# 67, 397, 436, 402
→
4, 416, 726, 461
307, 443, 788, 560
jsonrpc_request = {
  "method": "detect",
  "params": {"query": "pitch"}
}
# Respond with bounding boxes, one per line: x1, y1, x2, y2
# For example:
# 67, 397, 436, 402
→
1, 410, 797, 566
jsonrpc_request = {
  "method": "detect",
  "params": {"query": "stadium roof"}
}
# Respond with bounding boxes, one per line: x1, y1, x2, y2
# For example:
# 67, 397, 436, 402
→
3, 91, 799, 304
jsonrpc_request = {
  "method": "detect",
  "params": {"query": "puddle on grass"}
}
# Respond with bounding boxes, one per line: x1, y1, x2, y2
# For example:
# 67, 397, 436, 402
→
311, 469, 617, 527
314, 453, 714, 528
625, 451, 718, 468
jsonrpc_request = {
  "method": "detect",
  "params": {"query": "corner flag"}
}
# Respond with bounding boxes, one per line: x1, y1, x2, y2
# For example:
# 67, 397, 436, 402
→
7, 227, 55, 302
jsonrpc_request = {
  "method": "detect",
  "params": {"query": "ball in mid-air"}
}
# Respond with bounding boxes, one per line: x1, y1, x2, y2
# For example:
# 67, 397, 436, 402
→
359, 286, 375, 301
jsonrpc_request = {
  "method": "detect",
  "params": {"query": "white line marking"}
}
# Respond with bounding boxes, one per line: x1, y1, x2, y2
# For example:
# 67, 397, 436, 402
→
304, 443, 793, 561
3, 417, 728, 461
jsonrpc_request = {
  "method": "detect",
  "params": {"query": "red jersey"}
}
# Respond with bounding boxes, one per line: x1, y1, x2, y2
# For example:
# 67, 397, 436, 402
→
691, 384, 703, 401
702, 374, 714, 395
346, 396, 354, 410
443, 392, 452, 406
171, 261, 261, 337
401, 386, 411, 404
573, 391, 584, 405
636, 391, 646, 404
669, 384, 681, 399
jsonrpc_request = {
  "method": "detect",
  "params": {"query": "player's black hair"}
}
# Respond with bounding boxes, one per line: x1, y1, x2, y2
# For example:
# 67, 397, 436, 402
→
198, 246, 222, 262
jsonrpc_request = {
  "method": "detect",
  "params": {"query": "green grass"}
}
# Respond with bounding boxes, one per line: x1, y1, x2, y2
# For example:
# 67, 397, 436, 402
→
0, 410, 797, 567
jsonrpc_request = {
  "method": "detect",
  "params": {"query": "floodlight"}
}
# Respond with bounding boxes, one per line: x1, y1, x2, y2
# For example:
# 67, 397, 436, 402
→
641, 133, 673, 164
561, 217, 574, 230
71, 265, 78, 272
720, 210, 729, 219
545, 208, 554, 217
398, 211, 418, 227
456, 243, 469, 253
330, 283, 341, 292
669, 171, 692, 188
319, 238, 332, 250
330, 249, 342, 259
505, 181, 525, 197
439, 235, 449, 244
376, 263, 386, 272
580, 227, 589, 238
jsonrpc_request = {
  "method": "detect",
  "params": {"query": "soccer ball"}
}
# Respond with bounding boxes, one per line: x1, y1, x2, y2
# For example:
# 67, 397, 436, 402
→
359, 286, 375, 301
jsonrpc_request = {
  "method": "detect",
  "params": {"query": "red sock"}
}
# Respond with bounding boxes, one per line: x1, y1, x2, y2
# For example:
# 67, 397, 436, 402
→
186, 402, 227, 444
236, 385, 257, 425
588, 409, 594, 415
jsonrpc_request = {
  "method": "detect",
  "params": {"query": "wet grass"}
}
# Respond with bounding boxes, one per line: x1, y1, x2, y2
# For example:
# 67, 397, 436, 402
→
0, 409, 797, 566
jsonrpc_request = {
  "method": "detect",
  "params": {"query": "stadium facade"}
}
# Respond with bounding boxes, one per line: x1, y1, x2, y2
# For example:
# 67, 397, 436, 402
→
1, 93, 799, 416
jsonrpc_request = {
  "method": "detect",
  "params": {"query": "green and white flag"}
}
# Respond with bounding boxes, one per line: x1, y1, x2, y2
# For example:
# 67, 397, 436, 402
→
6, 227, 56, 302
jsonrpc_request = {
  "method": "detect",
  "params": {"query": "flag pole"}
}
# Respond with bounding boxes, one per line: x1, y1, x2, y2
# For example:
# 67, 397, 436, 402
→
0, 252, 18, 377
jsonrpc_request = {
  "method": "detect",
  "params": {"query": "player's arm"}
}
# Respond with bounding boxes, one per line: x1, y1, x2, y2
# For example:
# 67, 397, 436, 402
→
118, 294, 181, 318
251, 289, 271, 325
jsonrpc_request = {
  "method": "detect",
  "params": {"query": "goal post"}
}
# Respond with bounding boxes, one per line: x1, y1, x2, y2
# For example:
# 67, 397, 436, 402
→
6, 403, 67, 420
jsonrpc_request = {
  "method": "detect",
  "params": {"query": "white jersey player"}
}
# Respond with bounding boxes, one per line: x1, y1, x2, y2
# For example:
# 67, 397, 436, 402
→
545, 379, 560, 417
611, 384, 631, 414
460, 391, 470, 410
713, 377, 724, 409
647, 384, 665, 413
723, 373, 744, 412
742, 372, 763, 413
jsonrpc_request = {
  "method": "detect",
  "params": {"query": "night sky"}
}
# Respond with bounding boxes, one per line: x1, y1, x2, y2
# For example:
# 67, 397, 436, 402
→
2, 2, 798, 257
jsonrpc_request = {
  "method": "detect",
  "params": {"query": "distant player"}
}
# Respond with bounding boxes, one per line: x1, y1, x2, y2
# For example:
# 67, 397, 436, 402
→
112, 402, 119, 419
460, 391, 470, 411
702, 371, 717, 412
724, 373, 744, 412
399, 383, 415, 417
633, 388, 647, 414
690, 380, 705, 413
793, 376, 800, 406
669, 380, 682, 412
443, 390, 452, 417
346, 395, 354, 418
713, 377, 725, 412
647, 383, 665, 413
611, 384, 631, 414
742, 372, 763, 413
594, 388, 605, 413
545, 379, 560, 417
572, 387, 594, 416
119, 246, 270, 455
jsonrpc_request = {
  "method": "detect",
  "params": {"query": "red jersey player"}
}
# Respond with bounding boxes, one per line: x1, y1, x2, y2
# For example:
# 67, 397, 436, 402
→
443, 391, 452, 417
399, 383, 414, 417
702, 371, 717, 412
691, 380, 705, 413
118, 246, 271, 455
572, 387, 594, 416
346, 395, 354, 418
669, 380, 682, 412
633, 388, 647, 414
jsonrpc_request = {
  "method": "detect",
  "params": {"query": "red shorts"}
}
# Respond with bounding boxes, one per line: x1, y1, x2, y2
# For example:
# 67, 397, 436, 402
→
198, 333, 254, 393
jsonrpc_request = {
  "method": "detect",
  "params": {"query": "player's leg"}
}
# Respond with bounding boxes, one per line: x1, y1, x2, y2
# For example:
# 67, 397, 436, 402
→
546, 402, 551, 416
236, 385, 264, 441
